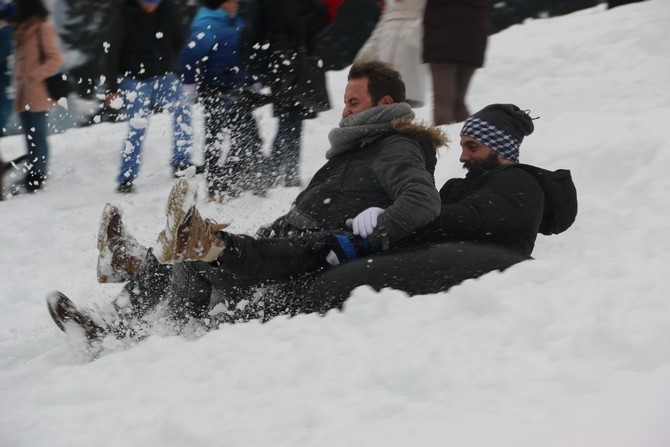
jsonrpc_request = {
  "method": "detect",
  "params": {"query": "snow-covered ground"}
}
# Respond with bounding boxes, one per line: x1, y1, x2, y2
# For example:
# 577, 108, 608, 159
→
1, 1, 670, 445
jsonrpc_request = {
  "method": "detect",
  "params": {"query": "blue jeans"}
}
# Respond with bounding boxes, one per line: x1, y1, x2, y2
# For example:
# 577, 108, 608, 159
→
269, 114, 303, 183
117, 73, 192, 184
19, 111, 49, 180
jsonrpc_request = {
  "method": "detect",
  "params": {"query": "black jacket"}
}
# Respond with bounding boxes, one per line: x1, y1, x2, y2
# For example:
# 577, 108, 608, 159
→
104, 0, 184, 92
418, 165, 545, 257
262, 0, 328, 118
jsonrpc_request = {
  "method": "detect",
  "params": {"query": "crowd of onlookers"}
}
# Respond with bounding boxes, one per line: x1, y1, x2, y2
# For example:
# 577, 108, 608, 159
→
2, 0, 636, 201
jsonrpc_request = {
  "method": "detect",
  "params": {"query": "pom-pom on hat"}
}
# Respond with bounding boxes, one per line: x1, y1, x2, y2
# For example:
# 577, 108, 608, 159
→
460, 104, 535, 163
205, 0, 226, 9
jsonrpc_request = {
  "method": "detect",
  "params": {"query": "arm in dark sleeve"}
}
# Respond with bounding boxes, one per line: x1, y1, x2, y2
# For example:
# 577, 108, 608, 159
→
370, 137, 441, 249
427, 168, 544, 240
170, 4, 184, 60
104, 7, 125, 93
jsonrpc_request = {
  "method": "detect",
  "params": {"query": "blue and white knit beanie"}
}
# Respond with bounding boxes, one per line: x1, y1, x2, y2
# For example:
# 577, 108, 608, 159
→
460, 104, 534, 163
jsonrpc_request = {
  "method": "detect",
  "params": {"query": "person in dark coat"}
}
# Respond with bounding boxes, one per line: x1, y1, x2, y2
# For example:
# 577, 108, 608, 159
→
47, 61, 447, 339
262, 0, 329, 187
422, 0, 489, 125
301, 103, 577, 312
104, 0, 194, 193
179, 0, 267, 201
318, 0, 381, 71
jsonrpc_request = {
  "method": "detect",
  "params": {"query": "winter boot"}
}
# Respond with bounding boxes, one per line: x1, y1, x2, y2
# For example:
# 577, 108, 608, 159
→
47, 291, 108, 340
97, 203, 149, 283
176, 207, 230, 262
155, 178, 230, 263
154, 178, 197, 263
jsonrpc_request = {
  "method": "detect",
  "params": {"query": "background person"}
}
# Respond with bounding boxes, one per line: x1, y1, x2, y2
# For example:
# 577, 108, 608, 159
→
355, 0, 427, 107
180, 0, 267, 202
104, 0, 194, 193
11, 0, 63, 192
262, 0, 329, 188
422, 0, 489, 125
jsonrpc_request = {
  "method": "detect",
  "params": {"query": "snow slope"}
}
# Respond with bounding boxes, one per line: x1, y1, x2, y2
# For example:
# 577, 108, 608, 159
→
1, 1, 669, 445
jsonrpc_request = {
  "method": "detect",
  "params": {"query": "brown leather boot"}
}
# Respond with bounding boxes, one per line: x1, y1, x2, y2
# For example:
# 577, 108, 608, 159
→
97, 203, 148, 283
174, 207, 230, 262
155, 178, 229, 263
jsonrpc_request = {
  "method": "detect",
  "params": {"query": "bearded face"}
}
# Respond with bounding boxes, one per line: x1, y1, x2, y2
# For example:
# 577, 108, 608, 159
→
463, 150, 502, 171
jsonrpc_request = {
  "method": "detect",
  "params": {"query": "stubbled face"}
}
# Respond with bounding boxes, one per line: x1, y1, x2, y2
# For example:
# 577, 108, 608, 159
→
459, 135, 504, 171
342, 77, 375, 118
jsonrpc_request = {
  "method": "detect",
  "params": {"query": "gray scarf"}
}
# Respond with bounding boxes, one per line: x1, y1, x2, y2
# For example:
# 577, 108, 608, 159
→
326, 103, 415, 159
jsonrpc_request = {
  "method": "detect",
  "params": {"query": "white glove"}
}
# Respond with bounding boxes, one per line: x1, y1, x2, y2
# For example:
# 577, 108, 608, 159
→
346, 207, 385, 238
180, 83, 196, 105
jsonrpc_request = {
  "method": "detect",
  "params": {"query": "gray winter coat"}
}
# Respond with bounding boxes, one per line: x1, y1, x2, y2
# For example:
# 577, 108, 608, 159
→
266, 117, 446, 251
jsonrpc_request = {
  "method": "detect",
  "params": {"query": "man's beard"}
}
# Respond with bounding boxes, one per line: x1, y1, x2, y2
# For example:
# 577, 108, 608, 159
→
463, 152, 502, 171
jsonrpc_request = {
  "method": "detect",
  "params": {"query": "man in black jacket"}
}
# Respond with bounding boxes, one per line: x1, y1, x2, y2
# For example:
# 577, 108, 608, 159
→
301, 103, 577, 311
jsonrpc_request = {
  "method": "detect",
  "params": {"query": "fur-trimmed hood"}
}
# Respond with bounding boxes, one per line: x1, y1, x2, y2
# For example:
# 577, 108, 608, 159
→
391, 117, 449, 152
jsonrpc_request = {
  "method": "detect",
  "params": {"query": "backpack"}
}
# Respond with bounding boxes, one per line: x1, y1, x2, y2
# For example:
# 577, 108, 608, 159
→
515, 164, 578, 235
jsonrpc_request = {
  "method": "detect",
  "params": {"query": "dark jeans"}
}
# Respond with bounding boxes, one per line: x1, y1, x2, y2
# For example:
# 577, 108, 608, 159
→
122, 235, 327, 326
269, 114, 303, 184
201, 89, 266, 197
121, 239, 529, 329
19, 111, 49, 181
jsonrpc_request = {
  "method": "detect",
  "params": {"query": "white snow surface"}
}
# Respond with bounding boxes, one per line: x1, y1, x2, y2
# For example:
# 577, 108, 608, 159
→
1, 2, 670, 445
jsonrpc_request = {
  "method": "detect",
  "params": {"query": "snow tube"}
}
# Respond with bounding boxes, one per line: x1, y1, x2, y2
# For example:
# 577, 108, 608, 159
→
300, 241, 530, 313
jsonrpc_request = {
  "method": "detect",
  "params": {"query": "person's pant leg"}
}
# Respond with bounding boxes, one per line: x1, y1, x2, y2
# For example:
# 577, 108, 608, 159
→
270, 114, 303, 184
19, 111, 49, 180
226, 101, 266, 192
202, 94, 230, 196
157, 73, 192, 168
454, 64, 476, 123
300, 242, 530, 313
117, 78, 150, 184
121, 249, 173, 318
169, 259, 264, 325
429, 63, 459, 125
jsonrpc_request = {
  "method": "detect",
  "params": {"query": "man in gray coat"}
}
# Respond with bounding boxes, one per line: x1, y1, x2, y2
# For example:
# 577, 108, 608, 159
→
48, 61, 447, 339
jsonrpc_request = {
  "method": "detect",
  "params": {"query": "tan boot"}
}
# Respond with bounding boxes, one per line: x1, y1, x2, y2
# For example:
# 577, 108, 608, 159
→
155, 178, 229, 263
97, 203, 148, 283
174, 207, 230, 262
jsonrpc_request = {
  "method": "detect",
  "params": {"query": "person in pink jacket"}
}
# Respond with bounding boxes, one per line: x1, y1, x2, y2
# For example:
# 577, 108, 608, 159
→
12, 0, 63, 192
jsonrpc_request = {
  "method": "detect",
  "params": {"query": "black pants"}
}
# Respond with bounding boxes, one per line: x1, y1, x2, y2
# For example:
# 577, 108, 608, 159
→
299, 241, 530, 314
123, 235, 326, 324
200, 88, 266, 197
124, 240, 529, 326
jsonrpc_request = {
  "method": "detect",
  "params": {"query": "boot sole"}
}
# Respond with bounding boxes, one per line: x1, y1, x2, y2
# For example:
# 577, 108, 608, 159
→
46, 291, 107, 340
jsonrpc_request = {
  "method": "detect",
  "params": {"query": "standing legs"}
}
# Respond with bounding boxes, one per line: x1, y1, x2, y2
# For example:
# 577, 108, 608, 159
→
430, 63, 476, 125
18, 111, 49, 190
